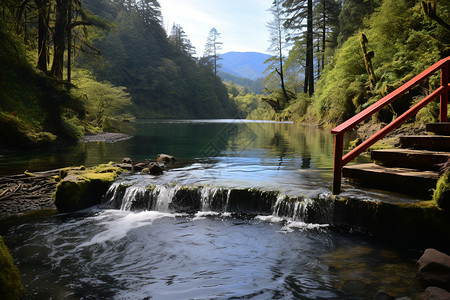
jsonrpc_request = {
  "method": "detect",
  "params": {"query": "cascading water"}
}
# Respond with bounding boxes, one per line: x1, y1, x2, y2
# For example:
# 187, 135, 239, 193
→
100, 175, 333, 226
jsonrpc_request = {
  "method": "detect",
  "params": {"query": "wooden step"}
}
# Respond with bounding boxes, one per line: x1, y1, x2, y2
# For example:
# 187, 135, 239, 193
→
371, 149, 450, 171
400, 135, 450, 150
427, 122, 450, 136
343, 163, 439, 197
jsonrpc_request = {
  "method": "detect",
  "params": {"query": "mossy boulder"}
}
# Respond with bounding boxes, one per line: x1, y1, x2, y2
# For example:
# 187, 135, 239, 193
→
434, 171, 450, 211
0, 236, 22, 299
54, 163, 125, 212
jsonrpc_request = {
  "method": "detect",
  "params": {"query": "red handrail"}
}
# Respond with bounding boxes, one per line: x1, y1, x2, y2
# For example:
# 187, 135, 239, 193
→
331, 56, 450, 194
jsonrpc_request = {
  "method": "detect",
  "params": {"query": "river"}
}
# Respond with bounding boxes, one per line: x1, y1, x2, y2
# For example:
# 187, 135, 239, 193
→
0, 120, 424, 299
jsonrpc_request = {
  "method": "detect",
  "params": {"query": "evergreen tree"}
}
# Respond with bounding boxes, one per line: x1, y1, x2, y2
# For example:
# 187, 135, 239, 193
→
203, 27, 223, 76
282, 0, 314, 96
313, 0, 341, 76
266, 0, 291, 106
169, 24, 196, 57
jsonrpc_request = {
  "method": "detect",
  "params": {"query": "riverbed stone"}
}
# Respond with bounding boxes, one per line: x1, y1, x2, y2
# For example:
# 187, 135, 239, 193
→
148, 163, 163, 175
122, 157, 132, 164
417, 248, 450, 291
424, 286, 450, 300
157, 154, 177, 166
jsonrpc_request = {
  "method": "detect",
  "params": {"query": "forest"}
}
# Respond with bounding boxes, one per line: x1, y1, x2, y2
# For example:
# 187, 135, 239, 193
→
253, 0, 449, 125
0, 0, 449, 151
0, 0, 236, 150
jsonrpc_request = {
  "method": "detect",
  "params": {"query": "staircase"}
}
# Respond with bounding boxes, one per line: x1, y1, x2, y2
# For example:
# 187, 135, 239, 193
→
343, 122, 450, 197
331, 56, 449, 195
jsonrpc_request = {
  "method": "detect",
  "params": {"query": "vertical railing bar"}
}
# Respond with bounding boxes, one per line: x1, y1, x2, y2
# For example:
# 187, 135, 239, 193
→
440, 61, 449, 122
332, 134, 344, 195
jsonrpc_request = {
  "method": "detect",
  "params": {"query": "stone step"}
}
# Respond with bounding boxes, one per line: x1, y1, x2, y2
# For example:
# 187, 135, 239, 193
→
343, 163, 439, 197
371, 149, 450, 171
400, 135, 450, 151
427, 122, 450, 136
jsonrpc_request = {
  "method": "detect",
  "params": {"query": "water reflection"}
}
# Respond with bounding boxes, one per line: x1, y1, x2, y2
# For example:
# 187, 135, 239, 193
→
0, 120, 348, 176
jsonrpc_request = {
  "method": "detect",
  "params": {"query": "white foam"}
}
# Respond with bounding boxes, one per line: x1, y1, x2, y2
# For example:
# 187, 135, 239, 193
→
78, 210, 174, 248
255, 215, 284, 223
192, 211, 220, 220
280, 221, 329, 233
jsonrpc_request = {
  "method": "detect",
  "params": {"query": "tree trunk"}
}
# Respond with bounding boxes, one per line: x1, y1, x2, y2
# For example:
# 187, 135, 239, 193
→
67, 0, 72, 82
36, 0, 49, 73
51, 0, 69, 80
278, 17, 290, 102
307, 0, 314, 96
322, 0, 326, 73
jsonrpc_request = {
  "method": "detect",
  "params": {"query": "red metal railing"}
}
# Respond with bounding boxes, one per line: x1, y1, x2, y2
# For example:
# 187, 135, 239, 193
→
331, 56, 450, 194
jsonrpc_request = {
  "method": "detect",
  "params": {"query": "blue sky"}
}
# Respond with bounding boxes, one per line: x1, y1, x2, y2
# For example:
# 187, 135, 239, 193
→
158, 0, 273, 56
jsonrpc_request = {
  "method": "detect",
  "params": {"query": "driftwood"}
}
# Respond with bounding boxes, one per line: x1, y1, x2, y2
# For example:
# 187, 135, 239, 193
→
0, 169, 60, 218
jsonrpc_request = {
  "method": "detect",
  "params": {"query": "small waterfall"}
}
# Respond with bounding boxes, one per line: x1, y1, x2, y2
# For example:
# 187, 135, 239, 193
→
153, 185, 180, 212
100, 180, 333, 224
120, 185, 148, 211
273, 195, 314, 221
200, 187, 216, 211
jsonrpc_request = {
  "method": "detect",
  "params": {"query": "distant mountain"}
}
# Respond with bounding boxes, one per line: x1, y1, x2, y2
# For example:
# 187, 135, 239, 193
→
220, 52, 271, 80
218, 70, 264, 94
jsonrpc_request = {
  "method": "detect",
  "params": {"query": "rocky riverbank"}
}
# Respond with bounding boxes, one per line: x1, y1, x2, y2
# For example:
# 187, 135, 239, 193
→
0, 132, 133, 219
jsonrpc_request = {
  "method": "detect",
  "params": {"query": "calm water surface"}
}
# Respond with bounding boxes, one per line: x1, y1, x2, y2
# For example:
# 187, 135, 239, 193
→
0, 120, 425, 299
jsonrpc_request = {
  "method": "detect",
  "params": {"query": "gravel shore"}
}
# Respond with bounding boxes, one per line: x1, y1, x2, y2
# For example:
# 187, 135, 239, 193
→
81, 132, 133, 143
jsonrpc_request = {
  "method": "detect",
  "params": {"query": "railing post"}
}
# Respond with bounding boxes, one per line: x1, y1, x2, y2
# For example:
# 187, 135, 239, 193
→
441, 61, 449, 122
332, 134, 344, 195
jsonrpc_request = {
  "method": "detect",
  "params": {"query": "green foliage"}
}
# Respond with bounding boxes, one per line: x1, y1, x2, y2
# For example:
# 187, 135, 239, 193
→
0, 16, 91, 149
0, 236, 22, 299
281, 93, 312, 122
314, 35, 364, 123
337, 0, 382, 45
71, 69, 133, 132
434, 171, 450, 210
310, 0, 447, 125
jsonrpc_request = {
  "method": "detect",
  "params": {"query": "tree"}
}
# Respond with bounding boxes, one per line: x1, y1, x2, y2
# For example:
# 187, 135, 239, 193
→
313, 0, 341, 76
50, 0, 69, 79
266, 0, 291, 106
137, 0, 162, 27
422, 0, 450, 32
35, 0, 50, 73
337, 0, 380, 45
203, 27, 223, 76
169, 23, 196, 57
282, 0, 314, 96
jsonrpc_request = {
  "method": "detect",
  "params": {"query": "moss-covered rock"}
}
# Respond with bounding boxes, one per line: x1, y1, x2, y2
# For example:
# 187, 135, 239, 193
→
0, 236, 22, 299
54, 163, 125, 212
434, 171, 450, 210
